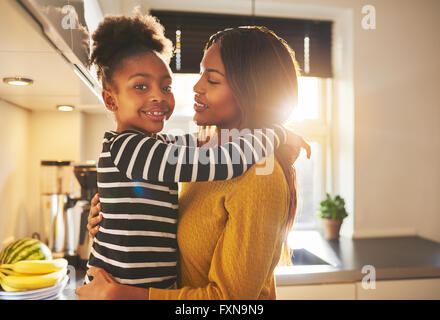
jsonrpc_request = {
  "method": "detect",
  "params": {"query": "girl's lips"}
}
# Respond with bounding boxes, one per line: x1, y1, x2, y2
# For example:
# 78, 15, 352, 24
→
140, 109, 168, 121
194, 101, 208, 113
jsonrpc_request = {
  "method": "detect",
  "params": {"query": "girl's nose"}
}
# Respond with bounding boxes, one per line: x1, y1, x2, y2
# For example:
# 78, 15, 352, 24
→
150, 85, 164, 103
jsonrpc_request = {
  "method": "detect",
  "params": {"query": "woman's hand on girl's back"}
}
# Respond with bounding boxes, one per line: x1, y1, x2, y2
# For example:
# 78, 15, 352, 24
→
87, 193, 102, 238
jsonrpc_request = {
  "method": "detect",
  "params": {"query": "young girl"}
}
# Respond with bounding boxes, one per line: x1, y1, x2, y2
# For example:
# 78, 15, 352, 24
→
82, 14, 305, 291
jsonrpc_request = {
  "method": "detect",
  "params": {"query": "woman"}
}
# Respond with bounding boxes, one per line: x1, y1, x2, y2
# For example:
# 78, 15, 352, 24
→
77, 26, 307, 300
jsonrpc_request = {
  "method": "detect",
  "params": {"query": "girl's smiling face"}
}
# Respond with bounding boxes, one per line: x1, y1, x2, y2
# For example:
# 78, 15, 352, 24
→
193, 43, 240, 130
103, 51, 175, 135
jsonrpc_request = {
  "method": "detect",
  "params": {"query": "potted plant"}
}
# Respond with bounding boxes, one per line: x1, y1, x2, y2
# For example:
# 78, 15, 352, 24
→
316, 193, 348, 240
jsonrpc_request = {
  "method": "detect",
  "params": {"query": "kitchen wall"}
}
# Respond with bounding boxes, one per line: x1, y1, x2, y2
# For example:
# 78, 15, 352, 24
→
26, 110, 85, 240
287, 0, 440, 242
82, 112, 116, 162
288, 0, 439, 242
0, 101, 29, 247
0, 105, 87, 246
328, 0, 440, 242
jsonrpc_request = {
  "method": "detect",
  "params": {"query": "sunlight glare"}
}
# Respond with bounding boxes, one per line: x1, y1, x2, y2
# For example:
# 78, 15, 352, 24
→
287, 76, 320, 122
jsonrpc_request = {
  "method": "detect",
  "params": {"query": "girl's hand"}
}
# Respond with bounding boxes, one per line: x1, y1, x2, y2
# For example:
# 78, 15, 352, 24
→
87, 193, 102, 238
75, 267, 149, 300
285, 129, 311, 160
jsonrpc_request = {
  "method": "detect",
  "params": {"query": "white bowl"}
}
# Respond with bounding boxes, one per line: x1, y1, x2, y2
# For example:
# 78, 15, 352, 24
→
0, 276, 69, 300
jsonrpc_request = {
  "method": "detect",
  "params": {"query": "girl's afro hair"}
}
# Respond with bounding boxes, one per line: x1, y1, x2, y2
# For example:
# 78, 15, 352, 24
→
89, 14, 174, 87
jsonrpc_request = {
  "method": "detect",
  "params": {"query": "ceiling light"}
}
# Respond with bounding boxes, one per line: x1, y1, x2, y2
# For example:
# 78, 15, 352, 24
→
56, 105, 74, 112
3, 77, 34, 86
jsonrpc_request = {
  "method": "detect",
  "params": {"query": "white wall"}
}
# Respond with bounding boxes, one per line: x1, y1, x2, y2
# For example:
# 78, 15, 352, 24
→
360, 0, 440, 241
0, 101, 30, 248
26, 110, 85, 241
82, 112, 116, 162
0, 106, 95, 247
333, 0, 440, 241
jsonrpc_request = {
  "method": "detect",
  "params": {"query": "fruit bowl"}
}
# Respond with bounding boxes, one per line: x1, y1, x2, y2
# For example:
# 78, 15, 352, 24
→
0, 275, 69, 300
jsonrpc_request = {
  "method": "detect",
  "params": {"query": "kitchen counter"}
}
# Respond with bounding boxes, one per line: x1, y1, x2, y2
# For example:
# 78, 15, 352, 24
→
58, 233, 440, 299
58, 268, 85, 300
275, 232, 440, 286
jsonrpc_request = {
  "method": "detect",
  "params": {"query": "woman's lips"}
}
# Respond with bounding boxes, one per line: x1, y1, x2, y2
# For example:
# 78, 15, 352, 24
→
194, 101, 208, 112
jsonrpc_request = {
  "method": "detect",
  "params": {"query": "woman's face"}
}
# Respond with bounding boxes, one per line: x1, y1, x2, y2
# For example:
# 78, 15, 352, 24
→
193, 43, 240, 130
103, 51, 175, 135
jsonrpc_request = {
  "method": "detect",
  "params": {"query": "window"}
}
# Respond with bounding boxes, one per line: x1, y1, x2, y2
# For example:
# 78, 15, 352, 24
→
151, 11, 332, 78
169, 74, 199, 117
288, 77, 332, 230
167, 74, 332, 231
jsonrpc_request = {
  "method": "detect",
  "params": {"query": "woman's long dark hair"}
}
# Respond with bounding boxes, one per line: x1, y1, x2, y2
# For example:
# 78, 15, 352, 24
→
205, 26, 300, 265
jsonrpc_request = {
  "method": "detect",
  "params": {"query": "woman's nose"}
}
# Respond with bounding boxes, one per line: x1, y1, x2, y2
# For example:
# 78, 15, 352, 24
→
193, 76, 204, 94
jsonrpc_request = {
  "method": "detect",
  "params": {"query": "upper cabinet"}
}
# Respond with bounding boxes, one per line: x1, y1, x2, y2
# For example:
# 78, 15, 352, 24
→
0, 0, 104, 113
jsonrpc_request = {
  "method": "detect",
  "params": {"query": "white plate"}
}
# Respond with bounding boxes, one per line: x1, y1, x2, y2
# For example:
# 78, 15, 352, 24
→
0, 276, 69, 300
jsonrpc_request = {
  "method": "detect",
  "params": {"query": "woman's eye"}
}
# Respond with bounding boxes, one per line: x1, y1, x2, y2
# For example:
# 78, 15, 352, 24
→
134, 84, 148, 90
207, 79, 220, 85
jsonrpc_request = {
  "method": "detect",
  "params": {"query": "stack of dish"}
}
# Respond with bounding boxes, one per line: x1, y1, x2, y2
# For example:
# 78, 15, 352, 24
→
0, 276, 69, 300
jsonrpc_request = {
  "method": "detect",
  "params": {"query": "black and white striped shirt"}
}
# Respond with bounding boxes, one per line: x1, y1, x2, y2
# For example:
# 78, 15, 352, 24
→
86, 127, 287, 289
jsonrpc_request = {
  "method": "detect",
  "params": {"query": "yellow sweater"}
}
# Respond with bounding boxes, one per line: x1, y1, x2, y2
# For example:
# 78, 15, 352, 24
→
149, 159, 290, 300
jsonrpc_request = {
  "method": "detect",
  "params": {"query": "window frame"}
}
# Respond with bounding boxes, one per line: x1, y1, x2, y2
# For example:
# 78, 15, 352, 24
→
286, 77, 332, 231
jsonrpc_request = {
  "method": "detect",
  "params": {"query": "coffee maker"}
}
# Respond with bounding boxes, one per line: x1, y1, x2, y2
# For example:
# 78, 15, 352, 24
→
40, 160, 77, 259
73, 163, 97, 268
39, 160, 97, 267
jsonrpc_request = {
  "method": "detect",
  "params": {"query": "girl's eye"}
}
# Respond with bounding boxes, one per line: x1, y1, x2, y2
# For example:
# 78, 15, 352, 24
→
207, 79, 220, 85
163, 85, 172, 92
134, 84, 148, 90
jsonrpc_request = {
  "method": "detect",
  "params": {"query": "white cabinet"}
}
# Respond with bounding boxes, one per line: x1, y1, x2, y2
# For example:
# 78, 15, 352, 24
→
276, 278, 440, 300
355, 278, 440, 300
276, 283, 356, 300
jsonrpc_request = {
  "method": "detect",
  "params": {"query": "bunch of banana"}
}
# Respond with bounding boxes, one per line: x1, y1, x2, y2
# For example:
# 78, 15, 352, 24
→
0, 258, 68, 292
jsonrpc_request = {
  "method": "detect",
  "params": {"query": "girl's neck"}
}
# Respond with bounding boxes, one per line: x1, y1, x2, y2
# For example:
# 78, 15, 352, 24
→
116, 124, 153, 137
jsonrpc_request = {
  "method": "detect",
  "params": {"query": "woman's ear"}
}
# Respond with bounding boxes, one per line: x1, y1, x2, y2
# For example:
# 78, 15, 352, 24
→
102, 89, 117, 112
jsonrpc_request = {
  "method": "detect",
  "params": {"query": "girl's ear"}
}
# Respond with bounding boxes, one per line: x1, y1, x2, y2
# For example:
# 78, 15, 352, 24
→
102, 89, 117, 111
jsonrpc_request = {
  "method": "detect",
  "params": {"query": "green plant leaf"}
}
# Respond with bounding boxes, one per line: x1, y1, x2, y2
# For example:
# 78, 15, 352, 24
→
317, 194, 348, 220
